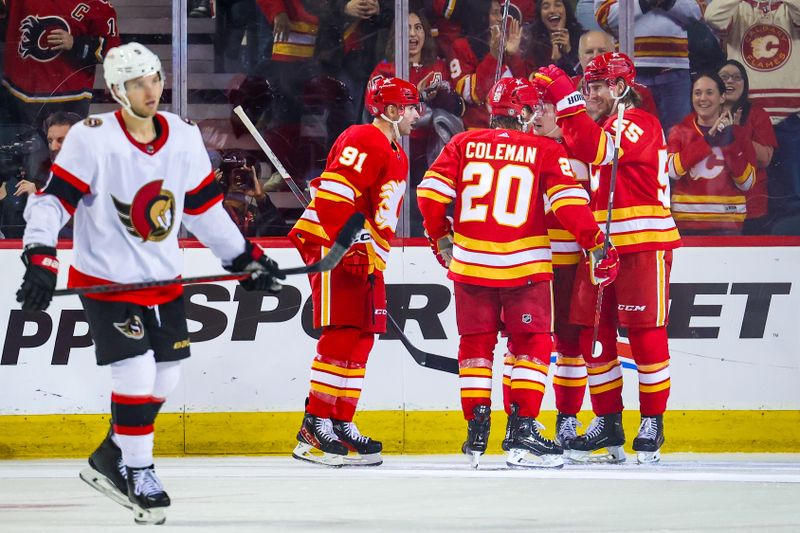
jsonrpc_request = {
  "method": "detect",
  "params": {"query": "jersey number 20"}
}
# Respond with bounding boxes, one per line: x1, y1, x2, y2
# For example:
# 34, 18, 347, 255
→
459, 162, 533, 227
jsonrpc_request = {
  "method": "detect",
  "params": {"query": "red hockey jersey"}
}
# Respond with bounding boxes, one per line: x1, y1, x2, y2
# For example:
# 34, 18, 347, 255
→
418, 128, 603, 287
741, 104, 778, 219
257, 0, 317, 62
667, 113, 756, 233
289, 124, 408, 271
544, 149, 590, 267
559, 107, 682, 254
2, 0, 120, 103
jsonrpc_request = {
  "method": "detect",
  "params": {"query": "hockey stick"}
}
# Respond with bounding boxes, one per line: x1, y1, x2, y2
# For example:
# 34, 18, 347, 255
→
493, 0, 512, 85
52, 212, 365, 297
590, 102, 626, 358
387, 314, 459, 374
233, 107, 459, 374
232, 105, 310, 207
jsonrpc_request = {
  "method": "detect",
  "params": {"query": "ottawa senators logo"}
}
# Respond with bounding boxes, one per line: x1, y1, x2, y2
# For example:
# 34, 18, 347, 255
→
742, 24, 791, 72
18, 15, 70, 62
114, 315, 145, 340
112, 180, 176, 242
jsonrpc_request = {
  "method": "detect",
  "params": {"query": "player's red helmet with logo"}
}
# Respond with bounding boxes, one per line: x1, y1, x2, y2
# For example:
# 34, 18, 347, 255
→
584, 52, 636, 87
486, 77, 540, 118
365, 76, 420, 117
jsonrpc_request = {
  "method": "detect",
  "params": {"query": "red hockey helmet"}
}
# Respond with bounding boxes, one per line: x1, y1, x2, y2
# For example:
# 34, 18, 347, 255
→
365, 76, 421, 117
486, 77, 540, 118
584, 52, 636, 87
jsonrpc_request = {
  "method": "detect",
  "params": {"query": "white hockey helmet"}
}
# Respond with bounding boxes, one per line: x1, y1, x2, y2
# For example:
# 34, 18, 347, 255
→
103, 42, 164, 116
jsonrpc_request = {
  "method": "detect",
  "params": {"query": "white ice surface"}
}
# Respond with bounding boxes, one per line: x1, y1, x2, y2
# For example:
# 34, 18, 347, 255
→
1, 454, 799, 532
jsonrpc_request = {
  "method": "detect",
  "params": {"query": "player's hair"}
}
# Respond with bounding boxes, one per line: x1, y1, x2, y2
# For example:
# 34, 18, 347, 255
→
620, 85, 642, 109
43, 111, 82, 132
490, 114, 525, 131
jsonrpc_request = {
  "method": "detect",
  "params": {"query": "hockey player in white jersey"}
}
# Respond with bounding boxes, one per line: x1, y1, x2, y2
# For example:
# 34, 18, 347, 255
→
16, 43, 284, 525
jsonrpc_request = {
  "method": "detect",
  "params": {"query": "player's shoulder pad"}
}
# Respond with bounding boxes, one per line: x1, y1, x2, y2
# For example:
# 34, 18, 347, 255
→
83, 116, 103, 128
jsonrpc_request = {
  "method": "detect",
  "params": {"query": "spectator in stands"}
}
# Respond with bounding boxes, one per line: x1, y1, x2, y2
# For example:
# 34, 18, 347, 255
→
447, 0, 528, 129
717, 60, 778, 235
190, 0, 212, 18
524, 0, 584, 76
370, 9, 464, 234
1, 0, 120, 126
705, 0, 800, 234
215, 0, 268, 73
312, 0, 394, 124
575, 0, 602, 32
571, 30, 658, 117
214, 151, 290, 237
258, 0, 320, 124
596, 0, 703, 132
667, 72, 757, 235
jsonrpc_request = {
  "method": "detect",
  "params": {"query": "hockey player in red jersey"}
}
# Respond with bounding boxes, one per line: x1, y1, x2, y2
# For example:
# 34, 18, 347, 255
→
534, 52, 681, 464
2, 0, 121, 125
288, 76, 421, 467
418, 77, 619, 469
16, 43, 283, 524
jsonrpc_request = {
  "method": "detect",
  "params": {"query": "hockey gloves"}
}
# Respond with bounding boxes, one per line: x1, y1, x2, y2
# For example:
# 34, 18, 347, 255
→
17, 245, 59, 311
342, 243, 375, 276
533, 65, 585, 120
428, 232, 453, 269
227, 240, 284, 293
588, 240, 620, 288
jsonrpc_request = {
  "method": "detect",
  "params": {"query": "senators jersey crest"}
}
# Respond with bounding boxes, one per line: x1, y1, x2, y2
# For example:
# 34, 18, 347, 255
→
112, 180, 176, 242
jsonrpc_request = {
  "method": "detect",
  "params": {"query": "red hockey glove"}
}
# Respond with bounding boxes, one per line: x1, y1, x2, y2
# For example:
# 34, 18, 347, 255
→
428, 232, 453, 268
588, 240, 619, 288
342, 243, 374, 276
16, 245, 59, 311
226, 240, 284, 294
533, 65, 585, 119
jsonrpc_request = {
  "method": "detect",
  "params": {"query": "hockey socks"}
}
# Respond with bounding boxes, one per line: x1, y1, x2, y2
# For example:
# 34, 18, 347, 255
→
628, 326, 670, 416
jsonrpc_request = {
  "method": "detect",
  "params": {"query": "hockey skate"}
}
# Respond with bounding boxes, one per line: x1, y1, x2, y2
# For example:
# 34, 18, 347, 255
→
555, 413, 582, 462
79, 429, 131, 510
501, 404, 519, 452
505, 417, 564, 469
332, 419, 383, 466
569, 412, 626, 464
632, 415, 665, 464
292, 413, 348, 467
126, 465, 170, 525
462, 405, 491, 469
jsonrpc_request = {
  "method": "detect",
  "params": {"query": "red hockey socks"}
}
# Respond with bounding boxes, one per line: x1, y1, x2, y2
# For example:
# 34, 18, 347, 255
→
507, 332, 552, 418
581, 324, 624, 416
458, 332, 497, 419
552, 328, 586, 416
628, 326, 670, 416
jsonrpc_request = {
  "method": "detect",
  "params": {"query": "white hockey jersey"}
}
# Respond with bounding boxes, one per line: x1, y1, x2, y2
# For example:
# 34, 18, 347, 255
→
23, 110, 247, 304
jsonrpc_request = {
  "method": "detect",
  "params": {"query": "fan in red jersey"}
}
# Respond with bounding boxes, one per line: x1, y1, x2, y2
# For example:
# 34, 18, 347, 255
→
288, 76, 421, 467
417, 77, 618, 470
534, 52, 681, 465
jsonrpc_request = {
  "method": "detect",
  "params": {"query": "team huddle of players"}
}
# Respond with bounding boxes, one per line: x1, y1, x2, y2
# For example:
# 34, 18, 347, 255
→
16, 41, 678, 525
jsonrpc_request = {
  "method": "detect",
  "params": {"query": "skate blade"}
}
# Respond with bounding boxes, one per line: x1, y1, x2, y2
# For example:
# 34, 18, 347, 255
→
132, 503, 167, 525
343, 453, 383, 467
636, 449, 661, 464
292, 442, 344, 467
468, 451, 482, 469
505, 448, 564, 469
79, 466, 132, 510
569, 446, 626, 464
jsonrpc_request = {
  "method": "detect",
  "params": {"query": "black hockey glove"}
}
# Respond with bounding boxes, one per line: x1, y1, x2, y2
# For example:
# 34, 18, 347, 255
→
16, 245, 59, 311
226, 240, 284, 294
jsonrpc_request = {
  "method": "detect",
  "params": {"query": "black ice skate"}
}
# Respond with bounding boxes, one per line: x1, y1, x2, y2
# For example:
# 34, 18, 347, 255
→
555, 413, 583, 462
332, 419, 383, 466
79, 428, 131, 510
570, 412, 626, 464
292, 413, 348, 467
462, 405, 491, 469
632, 415, 665, 464
501, 404, 519, 452
506, 417, 564, 469
126, 465, 170, 525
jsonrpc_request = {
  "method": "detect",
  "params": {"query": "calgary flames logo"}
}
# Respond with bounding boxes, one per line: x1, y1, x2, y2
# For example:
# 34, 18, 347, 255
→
374, 179, 406, 231
689, 147, 725, 181
112, 180, 176, 242
742, 24, 791, 72
18, 15, 70, 62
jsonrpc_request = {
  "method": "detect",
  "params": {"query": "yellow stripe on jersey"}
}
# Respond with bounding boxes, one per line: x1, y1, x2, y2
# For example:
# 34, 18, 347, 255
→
551, 197, 589, 211
671, 153, 687, 176
607, 229, 682, 247
423, 170, 455, 188
671, 194, 746, 204
548, 228, 577, 240
272, 42, 315, 59
454, 233, 550, 253
320, 172, 360, 197
314, 190, 354, 204
417, 188, 452, 204
293, 218, 330, 242
593, 130, 610, 165
672, 213, 747, 222
450, 260, 552, 281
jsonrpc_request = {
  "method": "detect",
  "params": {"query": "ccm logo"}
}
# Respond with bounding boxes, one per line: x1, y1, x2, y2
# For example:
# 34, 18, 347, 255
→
374, 309, 388, 316
618, 304, 646, 312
